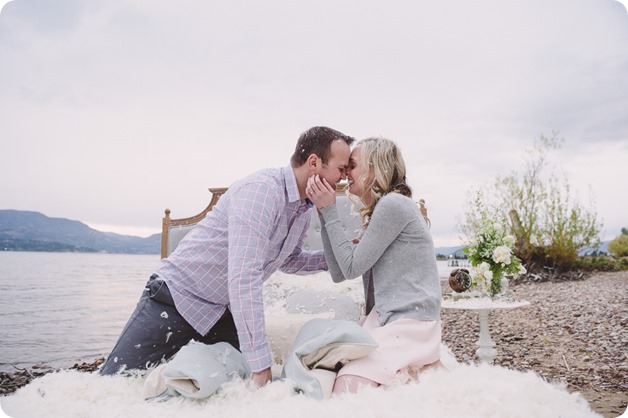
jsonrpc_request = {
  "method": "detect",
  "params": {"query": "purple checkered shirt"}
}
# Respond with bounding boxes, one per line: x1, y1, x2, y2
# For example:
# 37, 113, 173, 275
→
156, 166, 327, 372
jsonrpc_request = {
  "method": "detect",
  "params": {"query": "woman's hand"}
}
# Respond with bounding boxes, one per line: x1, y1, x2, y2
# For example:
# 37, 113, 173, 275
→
306, 175, 336, 209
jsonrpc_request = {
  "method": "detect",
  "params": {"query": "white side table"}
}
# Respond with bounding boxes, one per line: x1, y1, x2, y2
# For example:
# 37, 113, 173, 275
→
441, 297, 531, 364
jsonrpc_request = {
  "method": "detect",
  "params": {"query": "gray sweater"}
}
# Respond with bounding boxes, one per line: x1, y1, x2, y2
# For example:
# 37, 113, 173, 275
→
319, 192, 441, 325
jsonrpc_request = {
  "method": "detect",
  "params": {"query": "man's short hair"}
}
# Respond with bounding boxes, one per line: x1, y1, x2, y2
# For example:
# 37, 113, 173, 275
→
290, 126, 355, 167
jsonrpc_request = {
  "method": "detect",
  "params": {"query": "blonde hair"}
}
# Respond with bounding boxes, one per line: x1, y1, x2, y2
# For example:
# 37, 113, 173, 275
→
354, 137, 412, 227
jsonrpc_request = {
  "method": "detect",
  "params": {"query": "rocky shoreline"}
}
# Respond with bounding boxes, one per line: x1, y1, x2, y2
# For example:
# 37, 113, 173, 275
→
1, 271, 626, 417
441, 270, 627, 418
0, 359, 104, 396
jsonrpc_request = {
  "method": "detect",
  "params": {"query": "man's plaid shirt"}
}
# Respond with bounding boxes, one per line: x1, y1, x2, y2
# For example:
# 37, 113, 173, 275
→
156, 166, 327, 371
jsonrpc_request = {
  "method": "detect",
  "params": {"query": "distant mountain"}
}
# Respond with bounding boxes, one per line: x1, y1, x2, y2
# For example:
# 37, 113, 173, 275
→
2, 209, 609, 257
434, 245, 465, 258
435, 242, 611, 257
0, 210, 160, 254
578, 241, 609, 256
434, 242, 611, 258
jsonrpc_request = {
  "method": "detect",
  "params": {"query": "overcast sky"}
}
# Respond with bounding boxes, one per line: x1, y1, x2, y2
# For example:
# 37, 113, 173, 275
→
1, 0, 627, 247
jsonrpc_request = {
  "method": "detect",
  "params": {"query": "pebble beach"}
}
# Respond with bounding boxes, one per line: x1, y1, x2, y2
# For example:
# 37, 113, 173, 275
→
441, 270, 627, 418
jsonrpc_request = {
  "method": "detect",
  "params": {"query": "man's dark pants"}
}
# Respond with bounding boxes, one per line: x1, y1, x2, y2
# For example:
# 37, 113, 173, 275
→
99, 275, 239, 375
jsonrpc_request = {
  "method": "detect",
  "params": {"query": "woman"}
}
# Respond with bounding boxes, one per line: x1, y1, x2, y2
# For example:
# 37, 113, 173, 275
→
306, 137, 441, 394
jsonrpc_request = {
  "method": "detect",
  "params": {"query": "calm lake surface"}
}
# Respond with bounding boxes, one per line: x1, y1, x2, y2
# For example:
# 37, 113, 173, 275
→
0, 252, 456, 373
0, 252, 160, 373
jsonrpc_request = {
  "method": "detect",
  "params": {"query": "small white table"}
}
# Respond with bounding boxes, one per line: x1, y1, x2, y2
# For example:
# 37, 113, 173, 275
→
441, 297, 530, 364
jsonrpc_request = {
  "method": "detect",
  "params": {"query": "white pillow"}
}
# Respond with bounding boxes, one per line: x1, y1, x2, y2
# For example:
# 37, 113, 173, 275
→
265, 312, 335, 365
285, 289, 361, 321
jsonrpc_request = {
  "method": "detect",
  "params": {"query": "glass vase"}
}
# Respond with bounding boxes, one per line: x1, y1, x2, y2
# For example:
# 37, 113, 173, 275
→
488, 273, 505, 299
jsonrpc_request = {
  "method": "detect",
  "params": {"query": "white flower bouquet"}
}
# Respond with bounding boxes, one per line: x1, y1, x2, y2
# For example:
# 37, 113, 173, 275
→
463, 204, 526, 298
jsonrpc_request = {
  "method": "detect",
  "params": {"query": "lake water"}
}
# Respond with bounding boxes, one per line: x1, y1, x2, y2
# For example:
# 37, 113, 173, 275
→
0, 252, 456, 373
0, 252, 160, 373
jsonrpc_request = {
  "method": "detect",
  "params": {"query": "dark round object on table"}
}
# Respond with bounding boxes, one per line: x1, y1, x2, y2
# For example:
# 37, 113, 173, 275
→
449, 268, 471, 292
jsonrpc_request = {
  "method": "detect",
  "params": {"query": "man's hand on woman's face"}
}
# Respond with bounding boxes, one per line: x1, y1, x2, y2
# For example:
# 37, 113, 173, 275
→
306, 175, 336, 209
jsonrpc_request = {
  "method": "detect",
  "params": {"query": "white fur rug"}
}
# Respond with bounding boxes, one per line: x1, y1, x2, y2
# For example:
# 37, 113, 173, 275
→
0, 272, 604, 417
1, 362, 599, 418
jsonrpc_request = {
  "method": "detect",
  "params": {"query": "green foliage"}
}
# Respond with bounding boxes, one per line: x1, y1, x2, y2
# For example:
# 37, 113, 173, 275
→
608, 234, 628, 257
575, 255, 628, 272
542, 177, 601, 268
459, 133, 602, 272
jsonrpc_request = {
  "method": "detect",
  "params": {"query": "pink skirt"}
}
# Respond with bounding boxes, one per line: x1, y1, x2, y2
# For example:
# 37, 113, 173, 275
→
336, 309, 442, 386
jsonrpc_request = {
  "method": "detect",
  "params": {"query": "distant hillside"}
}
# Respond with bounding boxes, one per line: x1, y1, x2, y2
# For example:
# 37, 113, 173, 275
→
434, 245, 465, 258
434, 242, 610, 258
578, 241, 609, 256
2, 209, 609, 257
0, 210, 160, 254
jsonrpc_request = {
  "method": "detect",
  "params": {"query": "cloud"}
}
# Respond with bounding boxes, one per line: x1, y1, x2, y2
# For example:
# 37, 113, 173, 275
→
1, 0, 627, 245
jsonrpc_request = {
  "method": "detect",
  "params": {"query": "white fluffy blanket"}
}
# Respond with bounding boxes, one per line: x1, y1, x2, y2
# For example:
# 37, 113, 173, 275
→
1, 362, 599, 418
0, 272, 602, 417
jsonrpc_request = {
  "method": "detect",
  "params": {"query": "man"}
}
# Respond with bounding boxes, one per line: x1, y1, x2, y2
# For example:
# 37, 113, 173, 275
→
100, 126, 354, 388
